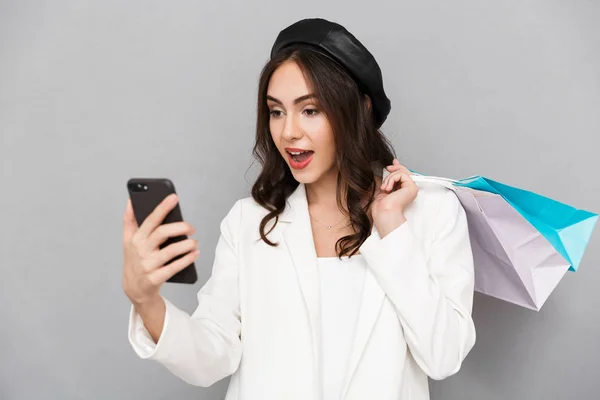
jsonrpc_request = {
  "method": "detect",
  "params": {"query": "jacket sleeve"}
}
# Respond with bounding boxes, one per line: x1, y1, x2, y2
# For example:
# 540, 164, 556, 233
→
128, 199, 244, 387
359, 188, 476, 380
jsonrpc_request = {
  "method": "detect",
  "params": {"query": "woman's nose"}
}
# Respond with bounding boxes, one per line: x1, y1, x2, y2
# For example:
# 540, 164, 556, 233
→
281, 114, 302, 141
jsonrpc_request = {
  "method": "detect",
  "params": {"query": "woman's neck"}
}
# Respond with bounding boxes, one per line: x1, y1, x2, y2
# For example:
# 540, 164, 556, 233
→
304, 163, 382, 213
305, 172, 345, 211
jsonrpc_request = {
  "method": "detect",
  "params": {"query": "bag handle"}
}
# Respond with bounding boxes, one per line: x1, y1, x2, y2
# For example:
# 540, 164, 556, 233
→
410, 174, 458, 190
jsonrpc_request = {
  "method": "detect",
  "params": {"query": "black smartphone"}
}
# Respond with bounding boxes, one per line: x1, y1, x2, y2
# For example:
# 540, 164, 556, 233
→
126, 178, 198, 284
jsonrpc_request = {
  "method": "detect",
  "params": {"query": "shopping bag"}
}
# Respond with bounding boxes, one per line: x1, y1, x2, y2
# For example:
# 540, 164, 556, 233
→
409, 174, 598, 311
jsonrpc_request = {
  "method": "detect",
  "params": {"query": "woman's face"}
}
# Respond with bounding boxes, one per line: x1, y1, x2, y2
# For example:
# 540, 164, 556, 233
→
267, 60, 337, 184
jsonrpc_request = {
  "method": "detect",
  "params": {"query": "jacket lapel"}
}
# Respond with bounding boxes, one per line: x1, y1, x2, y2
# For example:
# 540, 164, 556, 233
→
341, 254, 385, 399
279, 183, 323, 396
278, 169, 389, 400
341, 166, 390, 399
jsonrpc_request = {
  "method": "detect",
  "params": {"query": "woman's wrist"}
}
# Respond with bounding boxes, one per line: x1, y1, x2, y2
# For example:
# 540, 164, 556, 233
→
132, 294, 163, 312
376, 212, 408, 238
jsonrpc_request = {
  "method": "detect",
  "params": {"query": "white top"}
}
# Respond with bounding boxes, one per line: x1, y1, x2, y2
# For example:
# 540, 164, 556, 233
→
317, 254, 367, 400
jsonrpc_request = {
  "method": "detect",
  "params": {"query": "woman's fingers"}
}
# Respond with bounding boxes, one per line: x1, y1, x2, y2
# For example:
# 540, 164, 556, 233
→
122, 193, 199, 305
154, 238, 199, 267
147, 221, 196, 250
382, 169, 416, 192
386, 159, 410, 173
123, 198, 138, 245
384, 171, 403, 191
381, 171, 396, 191
137, 194, 179, 239
137, 238, 198, 273
383, 159, 413, 189
149, 248, 201, 285
386, 158, 401, 169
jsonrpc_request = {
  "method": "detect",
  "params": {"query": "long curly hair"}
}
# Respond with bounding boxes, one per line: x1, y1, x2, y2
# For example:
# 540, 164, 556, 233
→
251, 47, 397, 258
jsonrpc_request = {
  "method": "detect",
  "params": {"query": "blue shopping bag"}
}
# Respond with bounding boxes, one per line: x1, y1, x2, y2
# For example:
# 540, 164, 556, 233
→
410, 170, 598, 272
454, 176, 597, 272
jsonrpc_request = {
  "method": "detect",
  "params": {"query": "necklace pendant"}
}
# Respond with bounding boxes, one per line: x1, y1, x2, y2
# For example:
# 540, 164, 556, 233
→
328, 226, 332, 229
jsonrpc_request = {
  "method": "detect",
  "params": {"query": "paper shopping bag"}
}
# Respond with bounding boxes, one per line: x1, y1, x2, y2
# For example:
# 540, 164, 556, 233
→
410, 174, 598, 311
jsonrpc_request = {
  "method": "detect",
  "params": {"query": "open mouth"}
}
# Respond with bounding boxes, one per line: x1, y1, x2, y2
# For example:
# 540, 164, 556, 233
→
287, 150, 314, 162
286, 150, 315, 170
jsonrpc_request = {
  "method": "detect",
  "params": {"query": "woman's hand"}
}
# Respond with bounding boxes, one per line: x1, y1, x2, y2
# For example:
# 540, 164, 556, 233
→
122, 194, 200, 306
371, 159, 419, 238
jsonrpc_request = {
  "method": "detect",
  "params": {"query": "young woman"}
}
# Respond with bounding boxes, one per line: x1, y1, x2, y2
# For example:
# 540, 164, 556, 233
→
122, 18, 476, 400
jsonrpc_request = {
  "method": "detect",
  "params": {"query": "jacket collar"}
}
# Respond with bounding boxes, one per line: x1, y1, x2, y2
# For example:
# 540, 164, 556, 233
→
278, 166, 388, 400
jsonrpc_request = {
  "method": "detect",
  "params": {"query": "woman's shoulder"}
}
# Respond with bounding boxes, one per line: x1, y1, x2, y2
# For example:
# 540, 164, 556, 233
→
236, 196, 271, 216
406, 180, 464, 225
220, 196, 271, 225
414, 180, 458, 203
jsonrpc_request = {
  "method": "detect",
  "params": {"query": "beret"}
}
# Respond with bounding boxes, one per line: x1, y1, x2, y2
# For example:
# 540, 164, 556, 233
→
270, 18, 391, 128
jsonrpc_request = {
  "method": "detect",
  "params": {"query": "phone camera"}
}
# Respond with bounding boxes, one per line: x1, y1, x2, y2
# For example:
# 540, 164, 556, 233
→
128, 182, 149, 192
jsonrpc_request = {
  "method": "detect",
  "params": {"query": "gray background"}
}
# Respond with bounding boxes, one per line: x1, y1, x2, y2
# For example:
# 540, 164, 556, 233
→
1, 1, 599, 399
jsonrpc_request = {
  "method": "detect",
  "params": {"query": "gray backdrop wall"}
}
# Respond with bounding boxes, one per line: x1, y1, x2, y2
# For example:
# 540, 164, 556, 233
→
1, 1, 599, 399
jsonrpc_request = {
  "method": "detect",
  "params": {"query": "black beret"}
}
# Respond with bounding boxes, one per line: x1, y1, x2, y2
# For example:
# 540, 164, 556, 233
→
270, 18, 391, 128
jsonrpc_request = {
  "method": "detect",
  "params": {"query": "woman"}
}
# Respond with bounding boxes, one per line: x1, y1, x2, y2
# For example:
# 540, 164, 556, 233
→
122, 18, 476, 400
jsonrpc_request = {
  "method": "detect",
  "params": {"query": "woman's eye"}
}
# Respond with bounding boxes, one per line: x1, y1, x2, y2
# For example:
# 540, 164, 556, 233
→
303, 108, 319, 116
269, 110, 283, 118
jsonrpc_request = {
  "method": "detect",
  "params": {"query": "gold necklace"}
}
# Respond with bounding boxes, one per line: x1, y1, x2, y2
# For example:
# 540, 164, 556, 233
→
308, 211, 348, 229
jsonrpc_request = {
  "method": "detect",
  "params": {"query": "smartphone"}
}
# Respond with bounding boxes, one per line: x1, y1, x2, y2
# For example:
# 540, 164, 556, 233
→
126, 178, 198, 284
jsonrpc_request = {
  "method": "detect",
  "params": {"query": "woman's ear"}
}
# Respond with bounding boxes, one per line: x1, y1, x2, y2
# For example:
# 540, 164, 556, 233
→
364, 94, 372, 111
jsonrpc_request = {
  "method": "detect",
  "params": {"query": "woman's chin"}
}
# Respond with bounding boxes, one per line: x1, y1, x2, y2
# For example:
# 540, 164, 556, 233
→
286, 162, 320, 181
288, 160, 338, 185
290, 170, 317, 184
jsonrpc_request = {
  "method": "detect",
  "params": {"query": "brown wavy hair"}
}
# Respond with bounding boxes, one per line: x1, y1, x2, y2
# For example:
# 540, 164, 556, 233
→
250, 47, 396, 258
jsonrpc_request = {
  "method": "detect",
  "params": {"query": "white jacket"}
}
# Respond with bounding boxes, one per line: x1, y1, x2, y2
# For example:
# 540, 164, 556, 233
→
128, 172, 476, 400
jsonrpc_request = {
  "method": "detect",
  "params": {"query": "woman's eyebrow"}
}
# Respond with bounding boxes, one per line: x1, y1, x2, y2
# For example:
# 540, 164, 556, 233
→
266, 94, 316, 105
